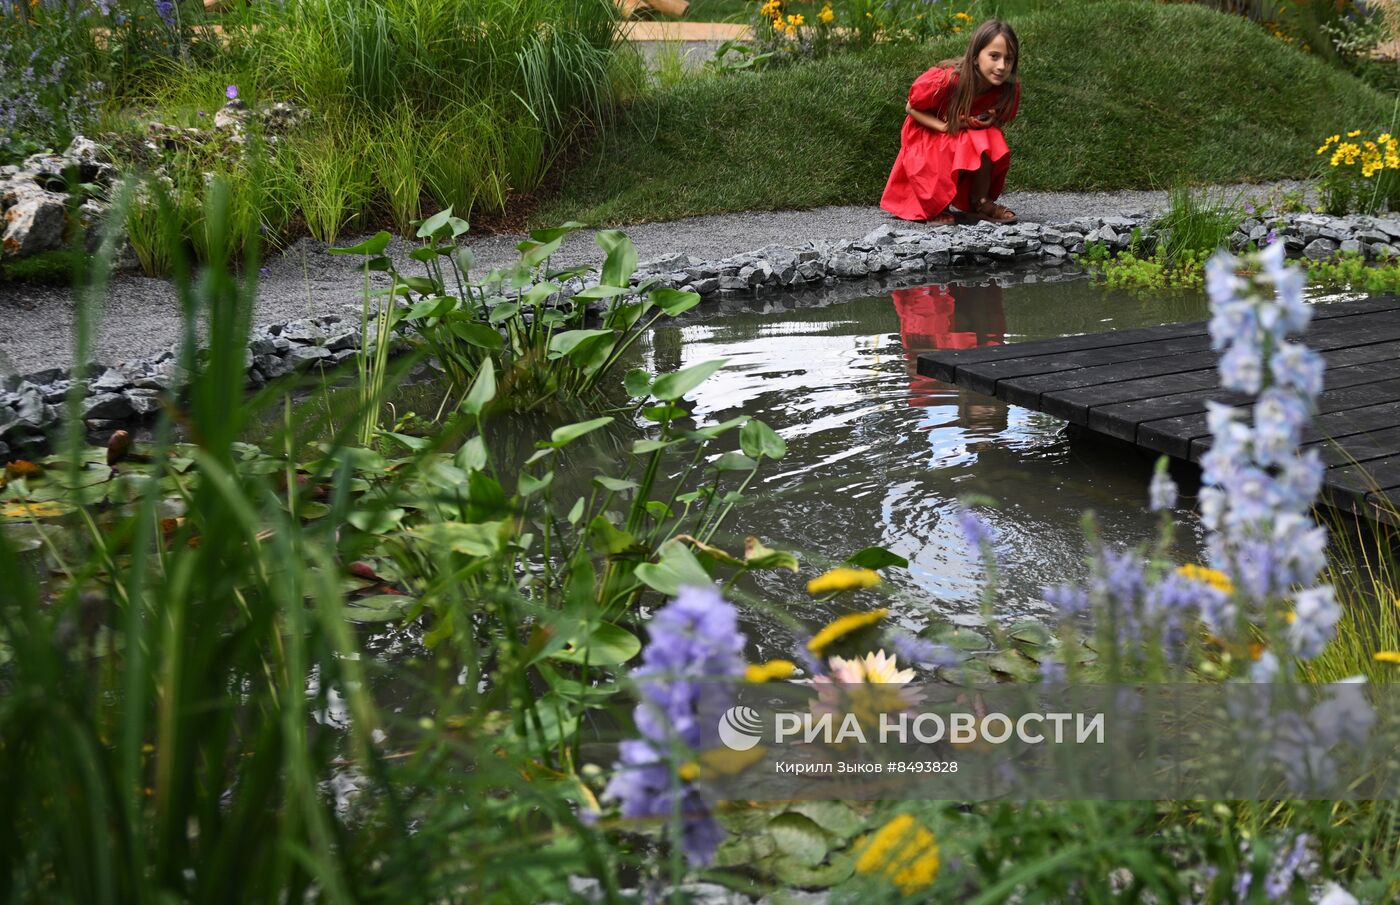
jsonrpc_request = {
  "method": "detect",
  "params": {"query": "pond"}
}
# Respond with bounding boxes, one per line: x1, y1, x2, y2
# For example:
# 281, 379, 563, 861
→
622, 270, 1358, 654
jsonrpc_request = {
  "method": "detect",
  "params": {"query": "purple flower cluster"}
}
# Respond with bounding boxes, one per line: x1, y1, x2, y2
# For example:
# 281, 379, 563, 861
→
603, 586, 745, 867
1201, 243, 1337, 661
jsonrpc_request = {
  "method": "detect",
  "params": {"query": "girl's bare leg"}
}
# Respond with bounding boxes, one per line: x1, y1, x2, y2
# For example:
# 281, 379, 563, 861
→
968, 154, 994, 208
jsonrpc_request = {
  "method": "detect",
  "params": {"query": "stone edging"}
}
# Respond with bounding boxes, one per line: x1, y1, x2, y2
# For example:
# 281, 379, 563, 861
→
3, 209, 1398, 458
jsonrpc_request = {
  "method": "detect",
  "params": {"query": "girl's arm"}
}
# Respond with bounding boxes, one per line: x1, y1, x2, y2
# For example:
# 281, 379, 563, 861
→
904, 101, 949, 133
904, 102, 993, 132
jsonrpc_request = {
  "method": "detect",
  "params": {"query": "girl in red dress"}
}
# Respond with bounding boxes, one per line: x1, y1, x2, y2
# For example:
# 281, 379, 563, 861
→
881, 19, 1021, 225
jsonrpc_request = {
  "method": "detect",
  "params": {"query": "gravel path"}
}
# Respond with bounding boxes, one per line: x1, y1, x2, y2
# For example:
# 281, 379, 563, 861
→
0, 182, 1309, 376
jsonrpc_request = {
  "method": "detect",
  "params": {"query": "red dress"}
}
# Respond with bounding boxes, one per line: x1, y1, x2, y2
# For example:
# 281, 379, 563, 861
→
880, 67, 1020, 222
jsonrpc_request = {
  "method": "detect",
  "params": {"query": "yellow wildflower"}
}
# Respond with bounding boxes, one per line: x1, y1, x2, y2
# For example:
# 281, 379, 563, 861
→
787, 13, 804, 27
1348, 129, 1362, 137
1176, 564, 1234, 595
745, 659, 796, 682
807, 608, 889, 653
818, 4, 834, 24
1331, 142, 1361, 168
759, 0, 781, 14
785, 24, 796, 36
953, 25, 961, 32
956, 11, 974, 21
1380, 133, 1392, 144
677, 761, 700, 782
807, 567, 882, 595
1374, 651, 1400, 665
1316, 134, 1340, 155
855, 814, 941, 894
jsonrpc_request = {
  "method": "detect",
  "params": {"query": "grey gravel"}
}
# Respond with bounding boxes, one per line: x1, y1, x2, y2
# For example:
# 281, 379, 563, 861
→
0, 180, 1314, 376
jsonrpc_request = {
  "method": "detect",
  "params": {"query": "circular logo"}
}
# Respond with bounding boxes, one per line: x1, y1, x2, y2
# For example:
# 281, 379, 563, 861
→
717, 705, 764, 751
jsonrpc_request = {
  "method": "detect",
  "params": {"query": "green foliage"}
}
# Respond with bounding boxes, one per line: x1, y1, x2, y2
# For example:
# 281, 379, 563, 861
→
0, 168, 796, 902
333, 216, 702, 421
543, 1, 1394, 225
1306, 251, 1400, 292
0, 248, 85, 285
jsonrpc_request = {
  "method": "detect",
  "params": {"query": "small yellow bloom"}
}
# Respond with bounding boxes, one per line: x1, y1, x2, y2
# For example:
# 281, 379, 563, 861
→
785, 24, 796, 36
953, 25, 961, 32
1348, 129, 1362, 137
1374, 651, 1400, 664
855, 814, 941, 894
787, 13, 804, 27
745, 659, 796, 682
677, 761, 700, 782
818, 4, 834, 24
1176, 564, 1234, 595
807, 567, 882, 596
1380, 133, 1392, 144
807, 608, 889, 653
956, 11, 974, 21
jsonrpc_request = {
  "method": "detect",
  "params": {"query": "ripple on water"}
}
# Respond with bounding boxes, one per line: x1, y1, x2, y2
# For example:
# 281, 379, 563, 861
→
634, 275, 1239, 631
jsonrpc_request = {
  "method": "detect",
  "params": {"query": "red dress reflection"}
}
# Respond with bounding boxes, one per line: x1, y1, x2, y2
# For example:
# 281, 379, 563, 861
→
891, 283, 1005, 407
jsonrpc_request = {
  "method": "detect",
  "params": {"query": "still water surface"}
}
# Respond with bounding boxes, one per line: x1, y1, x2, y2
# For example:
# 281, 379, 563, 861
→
630, 272, 1352, 648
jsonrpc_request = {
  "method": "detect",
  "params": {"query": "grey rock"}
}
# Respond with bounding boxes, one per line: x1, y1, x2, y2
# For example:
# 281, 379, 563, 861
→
828, 252, 867, 277
134, 374, 171, 391
90, 367, 130, 392
860, 224, 898, 247
126, 393, 162, 416
795, 248, 822, 263
81, 392, 135, 420
25, 366, 66, 385
1303, 237, 1338, 261
3, 195, 67, 259
254, 354, 294, 380
691, 276, 720, 294
1371, 242, 1398, 260
14, 387, 45, 427
280, 319, 326, 344
718, 275, 747, 292
1339, 239, 1363, 257
41, 383, 71, 404
326, 330, 358, 352
988, 245, 1016, 259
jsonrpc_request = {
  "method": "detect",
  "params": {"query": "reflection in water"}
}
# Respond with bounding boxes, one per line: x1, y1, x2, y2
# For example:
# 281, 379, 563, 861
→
640, 275, 1232, 645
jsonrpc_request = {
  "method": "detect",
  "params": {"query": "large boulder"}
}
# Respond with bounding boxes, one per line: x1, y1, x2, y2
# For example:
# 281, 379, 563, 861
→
2, 195, 67, 259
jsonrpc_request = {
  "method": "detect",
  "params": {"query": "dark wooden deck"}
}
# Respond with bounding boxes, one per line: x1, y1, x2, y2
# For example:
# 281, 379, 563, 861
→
918, 296, 1400, 522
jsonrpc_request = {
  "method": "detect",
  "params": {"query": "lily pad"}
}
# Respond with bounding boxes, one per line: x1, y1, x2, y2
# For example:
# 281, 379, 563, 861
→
549, 622, 641, 667
345, 594, 416, 623
784, 801, 864, 843
1, 500, 77, 520
922, 624, 991, 652
767, 812, 831, 867
986, 648, 1040, 682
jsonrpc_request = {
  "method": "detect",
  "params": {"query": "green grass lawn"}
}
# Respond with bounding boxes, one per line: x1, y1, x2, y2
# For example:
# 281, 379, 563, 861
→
683, 0, 751, 22
541, 1, 1397, 225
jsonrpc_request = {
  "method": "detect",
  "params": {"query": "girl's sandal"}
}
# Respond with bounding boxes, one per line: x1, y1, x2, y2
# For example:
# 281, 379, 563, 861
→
929, 210, 956, 226
975, 200, 1018, 224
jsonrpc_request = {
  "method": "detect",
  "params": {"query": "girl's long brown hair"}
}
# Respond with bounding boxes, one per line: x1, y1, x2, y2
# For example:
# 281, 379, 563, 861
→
936, 19, 1019, 136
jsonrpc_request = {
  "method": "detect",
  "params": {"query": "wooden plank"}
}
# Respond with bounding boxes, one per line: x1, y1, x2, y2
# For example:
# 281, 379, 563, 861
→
954, 333, 1216, 396
918, 295, 1400, 384
1016, 324, 1400, 417
916, 321, 1207, 381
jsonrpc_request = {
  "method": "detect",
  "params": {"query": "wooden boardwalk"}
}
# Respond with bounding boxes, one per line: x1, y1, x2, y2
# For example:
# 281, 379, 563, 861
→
918, 296, 1400, 522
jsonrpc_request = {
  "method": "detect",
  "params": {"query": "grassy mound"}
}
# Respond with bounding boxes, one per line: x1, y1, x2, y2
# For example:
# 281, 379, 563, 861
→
540, 1, 1397, 225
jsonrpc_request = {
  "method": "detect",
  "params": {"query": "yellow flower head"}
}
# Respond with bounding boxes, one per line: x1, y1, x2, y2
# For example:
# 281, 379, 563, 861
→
1176, 564, 1234, 595
956, 11, 974, 21
855, 814, 941, 894
1374, 651, 1400, 665
787, 13, 804, 27
677, 761, 700, 782
818, 4, 834, 24
807, 567, 882, 596
785, 24, 797, 36
807, 608, 889, 653
1316, 134, 1340, 155
1380, 133, 1392, 144
745, 659, 797, 682
1348, 129, 1362, 138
